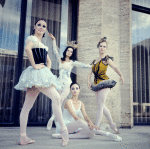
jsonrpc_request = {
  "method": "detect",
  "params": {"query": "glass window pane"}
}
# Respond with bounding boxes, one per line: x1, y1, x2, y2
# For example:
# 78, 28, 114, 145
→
132, 0, 150, 8
132, 10, 150, 124
0, 0, 21, 124
0, 0, 72, 125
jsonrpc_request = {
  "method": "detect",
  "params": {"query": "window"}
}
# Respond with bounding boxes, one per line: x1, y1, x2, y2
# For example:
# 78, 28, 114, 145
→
132, 3, 150, 125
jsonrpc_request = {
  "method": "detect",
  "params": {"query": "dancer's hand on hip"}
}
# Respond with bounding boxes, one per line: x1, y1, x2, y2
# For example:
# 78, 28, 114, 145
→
88, 81, 92, 89
33, 63, 45, 70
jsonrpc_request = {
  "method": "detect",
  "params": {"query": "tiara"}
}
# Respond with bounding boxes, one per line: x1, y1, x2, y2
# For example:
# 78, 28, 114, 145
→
67, 41, 79, 49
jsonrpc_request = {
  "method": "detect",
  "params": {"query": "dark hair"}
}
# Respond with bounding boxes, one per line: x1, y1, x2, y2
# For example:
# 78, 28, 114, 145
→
70, 82, 80, 89
61, 46, 76, 61
97, 37, 108, 48
31, 19, 47, 38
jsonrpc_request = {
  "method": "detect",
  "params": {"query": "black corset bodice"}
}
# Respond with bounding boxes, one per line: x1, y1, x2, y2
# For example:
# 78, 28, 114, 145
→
32, 48, 48, 66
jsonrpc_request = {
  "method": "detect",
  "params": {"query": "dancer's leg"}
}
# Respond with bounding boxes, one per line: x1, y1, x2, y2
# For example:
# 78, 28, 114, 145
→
53, 119, 121, 141
52, 130, 93, 139
67, 119, 105, 135
95, 88, 110, 126
38, 86, 69, 146
103, 105, 113, 124
47, 87, 70, 131
60, 87, 70, 106
95, 89, 119, 134
20, 87, 40, 145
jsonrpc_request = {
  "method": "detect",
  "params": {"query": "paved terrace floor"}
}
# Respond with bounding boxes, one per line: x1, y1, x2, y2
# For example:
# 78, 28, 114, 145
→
0, 126, 150, 149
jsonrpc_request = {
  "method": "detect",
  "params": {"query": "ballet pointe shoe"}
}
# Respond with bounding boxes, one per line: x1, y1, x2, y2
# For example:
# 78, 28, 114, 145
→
52, 133, 62, 139
47, 115, 55, 131
110, 123, 119, 134
106, 132, 122, 142
19, 135, 35, 145
47, 119, 53, 131
61, 127, 69, 147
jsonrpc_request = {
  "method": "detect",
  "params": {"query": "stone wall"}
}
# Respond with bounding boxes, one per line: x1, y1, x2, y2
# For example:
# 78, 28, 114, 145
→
77, 0, 103, 122
77, 0, 133, 127
119, 0, 133, 128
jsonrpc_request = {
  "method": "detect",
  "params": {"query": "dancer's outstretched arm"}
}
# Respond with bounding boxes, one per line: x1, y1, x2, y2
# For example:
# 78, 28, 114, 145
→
107, 59, 124, 85
72, 61, 91, 68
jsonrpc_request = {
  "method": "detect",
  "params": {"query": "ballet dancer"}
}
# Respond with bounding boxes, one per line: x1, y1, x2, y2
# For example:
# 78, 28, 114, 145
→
46, 34, 91, 130
52, 82, 122, 141
14, 19, 69, 146
88, 37, 124, 133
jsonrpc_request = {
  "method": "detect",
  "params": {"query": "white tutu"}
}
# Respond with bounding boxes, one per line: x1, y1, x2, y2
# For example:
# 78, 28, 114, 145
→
57, 76, 72, 91
14, 66, 62, 91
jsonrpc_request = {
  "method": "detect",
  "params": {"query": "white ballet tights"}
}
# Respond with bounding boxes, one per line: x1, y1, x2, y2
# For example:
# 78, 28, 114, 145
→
49, 87, 70, 122
95, 88, 113, 126
20, 86, 66, 136
67, 119, 108, 138
53, 119, 122, 141
59, 87, 70, 109
20, 87, 39, 136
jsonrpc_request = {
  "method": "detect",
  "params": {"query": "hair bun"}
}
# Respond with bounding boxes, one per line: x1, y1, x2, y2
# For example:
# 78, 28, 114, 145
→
100, 37, 107, 42
97, 37, 108, 48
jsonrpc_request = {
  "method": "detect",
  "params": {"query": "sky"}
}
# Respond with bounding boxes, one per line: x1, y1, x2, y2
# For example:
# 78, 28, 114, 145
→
0, 0, 21, 51
132, 1, 150, 45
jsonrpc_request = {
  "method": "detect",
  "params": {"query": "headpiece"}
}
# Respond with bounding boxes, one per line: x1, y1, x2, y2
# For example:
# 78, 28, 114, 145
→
67, 41, 79, 49
97, 37, 107, 48
99, 37, 107, 42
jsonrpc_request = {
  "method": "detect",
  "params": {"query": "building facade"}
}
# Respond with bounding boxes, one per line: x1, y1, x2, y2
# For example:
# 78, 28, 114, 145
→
0, 0, 150, 127
77, 0, 133, 128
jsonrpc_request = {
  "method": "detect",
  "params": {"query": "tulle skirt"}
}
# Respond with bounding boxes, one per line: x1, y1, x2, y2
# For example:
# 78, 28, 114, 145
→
91, 79, 117, 92
57, 76, 72, 91
14, 66, 62, 91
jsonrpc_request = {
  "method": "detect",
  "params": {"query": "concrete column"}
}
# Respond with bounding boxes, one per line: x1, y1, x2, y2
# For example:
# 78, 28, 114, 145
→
77, 0, 103, 122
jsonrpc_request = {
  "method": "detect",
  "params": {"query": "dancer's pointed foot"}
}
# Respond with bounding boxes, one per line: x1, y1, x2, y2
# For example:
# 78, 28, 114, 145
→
19, 136, 35, 145
47, 117, 54, 131
106, 132, 122, 142
110, 123, 119, 134
61, 127, 69, 147
52, 133, 62, 139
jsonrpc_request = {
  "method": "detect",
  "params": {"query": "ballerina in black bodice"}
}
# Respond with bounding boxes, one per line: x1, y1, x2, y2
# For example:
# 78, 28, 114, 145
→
14, 19, 69, 146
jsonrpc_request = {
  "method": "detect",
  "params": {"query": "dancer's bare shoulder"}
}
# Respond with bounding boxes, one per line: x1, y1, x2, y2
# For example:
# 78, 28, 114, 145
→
80, 101, 85, 108
64, 99, 72, 109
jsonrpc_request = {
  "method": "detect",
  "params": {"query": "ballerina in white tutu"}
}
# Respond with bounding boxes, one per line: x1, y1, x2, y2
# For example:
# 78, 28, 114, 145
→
52, 82, 122, 142
46, 34, 91, 131
14, 19, 68, 146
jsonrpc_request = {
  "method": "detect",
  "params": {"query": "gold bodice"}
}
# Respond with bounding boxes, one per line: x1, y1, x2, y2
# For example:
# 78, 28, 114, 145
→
92, 56, 113, 85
